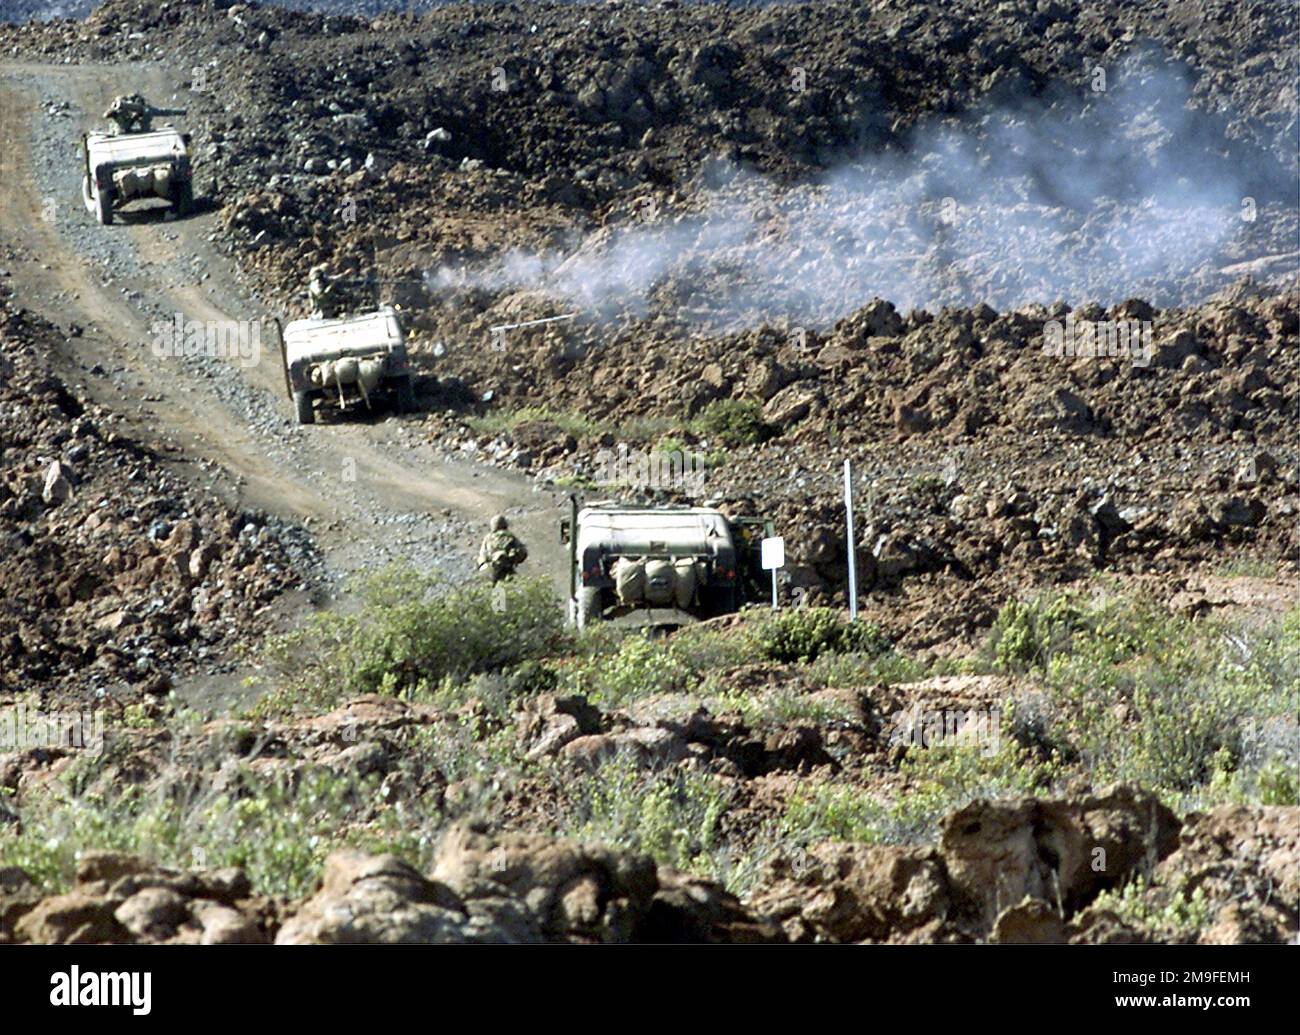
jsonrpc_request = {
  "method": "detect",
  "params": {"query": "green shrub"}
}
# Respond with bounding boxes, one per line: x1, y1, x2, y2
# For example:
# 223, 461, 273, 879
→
782, 783, 889, 845
782, 726, 1061, 847
259, 569, 567, 715
689, 399, 774, 447
804, 646, 924, 689
1, 764, 406, 899
467, 405, 600, 439
708, 684, 857, 728
909, 473, 950, 513
504, 659, 560, 697
650, 436, 721, 470
984, 594, 1087, 674
563, 633, 691, 707
753, 608, 889, 664
562, 759, 733, 874
1091, 877, 1211, 941
0, 713, 519, 898
983, 589, 1300, 801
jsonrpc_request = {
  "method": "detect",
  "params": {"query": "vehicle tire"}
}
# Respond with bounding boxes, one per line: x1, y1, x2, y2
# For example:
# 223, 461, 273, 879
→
95, 184, 113, 225
293, 390, 315, 425
699, 586, 736, 618
576, 587, 602, 630
394, 375, 416, 414
175, 179, 193, 217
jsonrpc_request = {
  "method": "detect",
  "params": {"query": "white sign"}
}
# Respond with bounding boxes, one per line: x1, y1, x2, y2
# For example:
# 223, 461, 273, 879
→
760, 536, 785, 570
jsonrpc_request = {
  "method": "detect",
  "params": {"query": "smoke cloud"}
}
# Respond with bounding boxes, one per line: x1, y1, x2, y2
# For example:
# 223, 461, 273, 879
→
429, 50, 1290, 330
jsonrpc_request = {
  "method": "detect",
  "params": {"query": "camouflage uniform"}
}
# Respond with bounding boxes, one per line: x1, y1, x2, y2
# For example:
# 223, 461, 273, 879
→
477, 515, 527, 583
103, 93, 153, 135
307, 264, 347, 319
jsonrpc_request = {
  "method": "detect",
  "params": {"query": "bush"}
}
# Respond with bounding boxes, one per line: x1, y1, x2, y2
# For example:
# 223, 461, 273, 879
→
782, 730, 1061, 847
260, 569, 567, 714
1, 763, 406, 899
504, 659, 560, 697
689, 399, 774, 447
984, 589, 1300, 801
1091, 877, 1211, 941
804, 644, 925, 689
467, 405, 599, 440
563, 632, 691, 706
753, 608, 889, 664
0, 714, 515, 898
984, 594, 1086, 674
562, 758, 733, 874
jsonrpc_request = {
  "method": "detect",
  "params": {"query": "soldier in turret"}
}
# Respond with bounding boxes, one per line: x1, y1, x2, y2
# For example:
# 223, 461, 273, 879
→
103, 93, 187, 135
307, 264, 349, 319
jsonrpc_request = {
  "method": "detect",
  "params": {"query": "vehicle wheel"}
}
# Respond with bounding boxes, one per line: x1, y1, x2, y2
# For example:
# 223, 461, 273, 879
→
576, 587, 602, 630
293, 390, 315, 425
699, 586, 736, 618
95, 185, 113, 225
394, 375, 416, 414
175, 180, 193, 217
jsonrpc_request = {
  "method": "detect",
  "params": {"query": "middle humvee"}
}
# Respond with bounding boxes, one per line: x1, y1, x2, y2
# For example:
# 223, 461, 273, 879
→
271, 305, 416, 424
560, 498, 772, 630
81, 128, 194, 224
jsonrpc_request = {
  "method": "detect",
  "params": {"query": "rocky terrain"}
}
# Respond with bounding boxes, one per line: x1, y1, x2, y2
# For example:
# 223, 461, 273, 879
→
0, 300, 322, 706
0, 0, 1295, 946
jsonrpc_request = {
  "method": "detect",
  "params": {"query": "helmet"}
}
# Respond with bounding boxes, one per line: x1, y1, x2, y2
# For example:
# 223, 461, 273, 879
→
309, 264, 328, 281
490, 514, 508, 532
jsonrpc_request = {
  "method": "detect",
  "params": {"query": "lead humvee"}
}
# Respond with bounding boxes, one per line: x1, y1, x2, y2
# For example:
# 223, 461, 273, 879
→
560, 498, 772, 630
81, 128, 194, 224
271, 305, 416, 424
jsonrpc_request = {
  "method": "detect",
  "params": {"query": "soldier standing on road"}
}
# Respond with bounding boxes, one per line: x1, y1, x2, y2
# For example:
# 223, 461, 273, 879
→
477, 514, 528, 583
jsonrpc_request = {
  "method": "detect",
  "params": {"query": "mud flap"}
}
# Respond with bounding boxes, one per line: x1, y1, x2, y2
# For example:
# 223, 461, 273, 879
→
267, 318, 291, 401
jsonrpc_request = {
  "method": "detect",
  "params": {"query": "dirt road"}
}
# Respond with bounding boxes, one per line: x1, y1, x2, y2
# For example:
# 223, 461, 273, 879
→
0, 59, 569, 597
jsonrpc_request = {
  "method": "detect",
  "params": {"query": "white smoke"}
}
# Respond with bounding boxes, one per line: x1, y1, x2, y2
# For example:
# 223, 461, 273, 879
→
428, 50, 1288, 329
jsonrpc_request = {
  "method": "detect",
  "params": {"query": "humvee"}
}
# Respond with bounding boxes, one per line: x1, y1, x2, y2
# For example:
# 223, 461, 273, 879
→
270, 305, 416, 424
81, 128, 193, 224
560, 497, 772, 630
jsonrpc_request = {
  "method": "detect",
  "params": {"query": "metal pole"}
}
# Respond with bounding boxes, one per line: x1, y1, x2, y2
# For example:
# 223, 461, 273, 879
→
844, 458, 857, 622
771, 568, 778, 610
488, 313, 577, 333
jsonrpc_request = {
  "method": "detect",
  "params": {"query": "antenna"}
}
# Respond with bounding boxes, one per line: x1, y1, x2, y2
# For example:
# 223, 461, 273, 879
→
368, 221, 381, 309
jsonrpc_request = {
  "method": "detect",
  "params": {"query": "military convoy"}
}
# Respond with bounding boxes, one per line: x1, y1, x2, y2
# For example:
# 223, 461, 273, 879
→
76, 93, 780, 612
561, 498, 771, 630
271, 305, 416, 424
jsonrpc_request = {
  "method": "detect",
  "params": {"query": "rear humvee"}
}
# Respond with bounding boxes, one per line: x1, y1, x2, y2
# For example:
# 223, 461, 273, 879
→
561, 499, 772, 630
271, 306, 415, 424
81, 129, 193, 224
